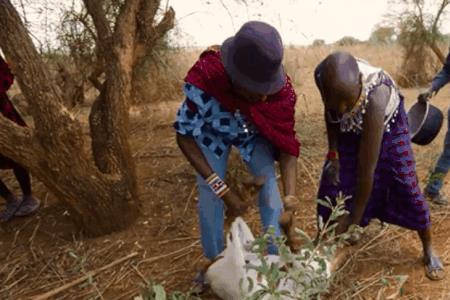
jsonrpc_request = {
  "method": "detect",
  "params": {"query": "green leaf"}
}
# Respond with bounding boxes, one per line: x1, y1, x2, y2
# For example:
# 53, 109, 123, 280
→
380, 277, 389, 286
316, 198, 332, 209
153, 285, 167, 300
247, 277, 254, 293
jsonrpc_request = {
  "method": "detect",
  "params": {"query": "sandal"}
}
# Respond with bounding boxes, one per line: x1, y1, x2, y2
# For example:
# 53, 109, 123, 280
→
0, 195, 23, 223
15, 196, 40, 217
424, 256, 445, 281
425, 192, 448, 205
191, 271, 209, 295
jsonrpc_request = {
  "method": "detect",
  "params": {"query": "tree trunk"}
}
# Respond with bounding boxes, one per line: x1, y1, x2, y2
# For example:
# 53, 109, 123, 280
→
85, 0, 175, 104
0, 0, 139, 236
57, 63, 85, 108
429, 41, 446, 64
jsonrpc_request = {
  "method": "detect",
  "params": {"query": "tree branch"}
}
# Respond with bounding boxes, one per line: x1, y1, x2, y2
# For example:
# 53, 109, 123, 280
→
138, 0, 161, 42
83, 0, 112, 52
113, 0, 141, 50
72, 11, 98, 42
88, 0, 139, 195
0, 116, 33, 167
152, 7, 175, 43
431, 0, 449, 36
88, 61, 104, 91
429, 0, 448, 63
134, 5, 175, 62
0, 0, 83, 144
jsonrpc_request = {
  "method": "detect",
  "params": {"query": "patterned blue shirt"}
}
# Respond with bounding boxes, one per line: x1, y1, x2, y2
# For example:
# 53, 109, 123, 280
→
174, 83, 257, 162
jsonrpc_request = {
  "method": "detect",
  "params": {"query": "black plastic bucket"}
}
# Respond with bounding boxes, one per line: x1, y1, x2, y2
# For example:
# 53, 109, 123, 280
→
408, 101, 444, 145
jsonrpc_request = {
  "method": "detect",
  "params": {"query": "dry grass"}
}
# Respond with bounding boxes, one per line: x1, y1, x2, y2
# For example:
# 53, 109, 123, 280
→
1, 44, 450, 299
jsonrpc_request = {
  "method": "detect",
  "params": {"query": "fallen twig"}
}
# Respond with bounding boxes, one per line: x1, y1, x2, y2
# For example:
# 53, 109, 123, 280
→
351, 271, 384, 298
299, 157, 318, 190
31, 252, 138, 300
183, 185, 197, 216
137, 241, 199, 267
337, 226, 390, 273
0, 274, 28, 293
158, 236, 199, 245
132, 265, 150, 285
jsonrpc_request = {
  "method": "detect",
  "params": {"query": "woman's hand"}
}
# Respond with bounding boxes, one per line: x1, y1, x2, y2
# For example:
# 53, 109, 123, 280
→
324, 159, 340, 186
418, 87, 434, 103
335, 214, 352, 235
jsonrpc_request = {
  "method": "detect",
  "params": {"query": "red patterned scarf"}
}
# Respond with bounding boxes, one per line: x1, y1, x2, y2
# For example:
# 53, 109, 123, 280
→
0, 56, 26, 127
184, 50, 300, 157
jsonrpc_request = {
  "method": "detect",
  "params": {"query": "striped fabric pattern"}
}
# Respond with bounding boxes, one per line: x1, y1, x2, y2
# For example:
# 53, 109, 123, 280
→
318, 100, 430, 231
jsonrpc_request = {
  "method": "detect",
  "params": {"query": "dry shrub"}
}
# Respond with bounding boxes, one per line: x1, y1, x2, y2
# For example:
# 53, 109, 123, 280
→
396, 16, 443, 87
336, 36, 362, 46
396, 44, 441, 87
132, 48, 199, 104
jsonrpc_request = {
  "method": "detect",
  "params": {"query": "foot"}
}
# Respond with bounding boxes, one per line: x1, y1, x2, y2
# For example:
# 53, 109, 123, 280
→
423, 253, 445, 281
425, 191, 448, 205
15, 196, 40, 217
191, 271, 209, 295
0, 195, 23, 223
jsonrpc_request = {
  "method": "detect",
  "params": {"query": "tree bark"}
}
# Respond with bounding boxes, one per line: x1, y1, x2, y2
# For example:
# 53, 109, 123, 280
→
0, 0, 139, 236
57, 62, 85, 108
430, 41, 446, 64
131, 3, 175, 104
86, 0, 140, 198
83, 0, 175, 103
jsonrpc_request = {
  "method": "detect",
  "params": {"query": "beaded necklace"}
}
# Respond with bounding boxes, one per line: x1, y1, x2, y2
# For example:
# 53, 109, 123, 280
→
338, 80, 368, 132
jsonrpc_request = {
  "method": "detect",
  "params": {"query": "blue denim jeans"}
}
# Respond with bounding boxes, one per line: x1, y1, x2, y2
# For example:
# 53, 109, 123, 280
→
195, 136, 283, 260
425, 108, 450, 195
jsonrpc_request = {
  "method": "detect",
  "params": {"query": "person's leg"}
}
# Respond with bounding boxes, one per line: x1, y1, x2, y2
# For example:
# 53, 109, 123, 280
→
14, 166, 31, 196
192, 141, 230, 294
0, 178, 13, 199
196, 141, 231, 260
13, 165, 39, 216
417, 228, 445, 280
245, 137, 283, 254
0, 175, 22, 222
425, 108, 450, 204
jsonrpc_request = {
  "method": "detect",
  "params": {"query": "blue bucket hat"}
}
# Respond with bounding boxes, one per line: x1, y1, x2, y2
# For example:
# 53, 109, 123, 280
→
221, 21, 286, 95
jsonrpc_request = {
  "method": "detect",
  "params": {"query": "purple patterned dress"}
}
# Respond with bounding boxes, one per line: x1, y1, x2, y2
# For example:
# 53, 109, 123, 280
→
317, 60, 430, 231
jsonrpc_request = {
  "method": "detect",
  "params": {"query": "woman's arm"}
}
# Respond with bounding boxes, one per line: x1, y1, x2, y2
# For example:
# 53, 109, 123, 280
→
325, 112, 339, 152
351, 85, 390, 224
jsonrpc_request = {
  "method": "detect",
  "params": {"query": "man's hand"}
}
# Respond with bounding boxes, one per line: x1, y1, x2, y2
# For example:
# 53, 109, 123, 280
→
222, 190, 248, 219
324, 159, 340, 186
418, 87, 433, 103
283, 195, 300, 211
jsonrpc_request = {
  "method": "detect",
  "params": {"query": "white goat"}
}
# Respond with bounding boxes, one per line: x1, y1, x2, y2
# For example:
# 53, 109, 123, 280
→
205, 217, 332, 300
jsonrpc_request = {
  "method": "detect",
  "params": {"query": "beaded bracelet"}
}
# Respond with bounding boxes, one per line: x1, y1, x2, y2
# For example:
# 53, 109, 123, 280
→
326, 150, 339, 160
206, 173, 230, 198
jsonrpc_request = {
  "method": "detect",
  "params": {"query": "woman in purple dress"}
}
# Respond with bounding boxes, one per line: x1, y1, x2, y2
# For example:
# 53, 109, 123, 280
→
315, 51, 444, 280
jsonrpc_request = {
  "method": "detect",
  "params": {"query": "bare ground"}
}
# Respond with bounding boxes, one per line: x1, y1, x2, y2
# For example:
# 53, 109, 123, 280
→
1, 46, 450, 299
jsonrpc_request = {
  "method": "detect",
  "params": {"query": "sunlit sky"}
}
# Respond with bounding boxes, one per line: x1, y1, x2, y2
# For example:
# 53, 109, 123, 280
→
172, 0, 393, 45
19, 0, 450, 47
